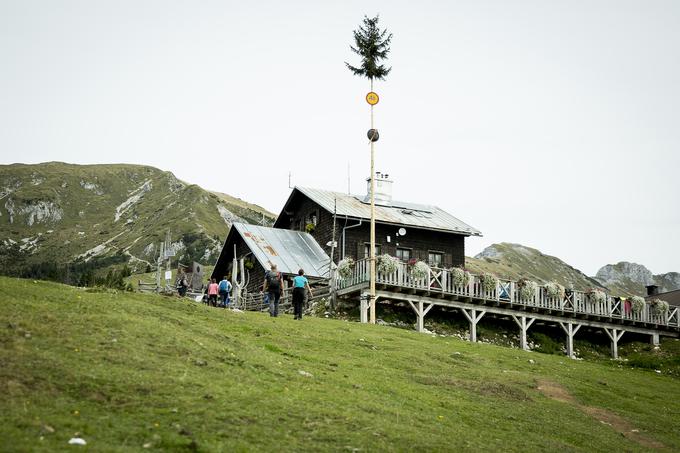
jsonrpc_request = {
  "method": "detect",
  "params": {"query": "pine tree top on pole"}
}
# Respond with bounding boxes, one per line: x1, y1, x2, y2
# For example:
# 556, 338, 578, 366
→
345, 15, 393, 82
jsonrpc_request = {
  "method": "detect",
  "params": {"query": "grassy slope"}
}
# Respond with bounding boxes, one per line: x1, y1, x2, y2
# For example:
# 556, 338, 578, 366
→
2, 276, 679, 452
210, 191, 274, 225
466, 243, 606, 292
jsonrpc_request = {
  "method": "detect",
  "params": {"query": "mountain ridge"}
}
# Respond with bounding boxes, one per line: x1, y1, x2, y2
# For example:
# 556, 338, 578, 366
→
0, 162, 275, 281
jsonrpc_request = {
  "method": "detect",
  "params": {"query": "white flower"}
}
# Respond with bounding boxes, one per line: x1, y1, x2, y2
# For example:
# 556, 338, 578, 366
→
410, 261, 430, 280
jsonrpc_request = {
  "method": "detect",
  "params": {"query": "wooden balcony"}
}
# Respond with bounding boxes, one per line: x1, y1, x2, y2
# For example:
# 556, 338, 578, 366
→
337, 259, 680, 332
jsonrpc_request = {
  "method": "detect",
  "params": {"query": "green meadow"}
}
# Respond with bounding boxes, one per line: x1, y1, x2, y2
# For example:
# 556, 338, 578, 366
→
1, 276, 678, 452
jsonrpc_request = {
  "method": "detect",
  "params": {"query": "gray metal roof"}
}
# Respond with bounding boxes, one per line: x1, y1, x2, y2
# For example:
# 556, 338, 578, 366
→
295, 187, 482, 236
233, 222, 331, 278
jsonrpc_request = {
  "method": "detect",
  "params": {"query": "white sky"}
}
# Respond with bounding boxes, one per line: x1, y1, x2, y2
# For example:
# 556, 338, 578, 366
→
1, 1, 678, 276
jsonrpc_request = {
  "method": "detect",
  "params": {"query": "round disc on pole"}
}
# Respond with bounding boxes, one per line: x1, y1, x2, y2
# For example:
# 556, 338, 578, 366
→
366, 92, 379, 105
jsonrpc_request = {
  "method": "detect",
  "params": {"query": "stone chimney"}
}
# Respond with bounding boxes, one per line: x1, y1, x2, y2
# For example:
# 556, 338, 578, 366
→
646, 285, 659, 297
364, 172, 393, 205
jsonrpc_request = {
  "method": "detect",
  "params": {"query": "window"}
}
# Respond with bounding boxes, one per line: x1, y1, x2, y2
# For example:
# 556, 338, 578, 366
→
294, 219, 302, 231
396, 248, 411, 262
363, 243, 381, 258
428, 252, 443, 268
307, 210, 318, 226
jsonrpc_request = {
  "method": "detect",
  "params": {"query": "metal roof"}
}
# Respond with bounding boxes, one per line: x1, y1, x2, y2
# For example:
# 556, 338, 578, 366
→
233, 222, 331, 278
294, 187, 483, 236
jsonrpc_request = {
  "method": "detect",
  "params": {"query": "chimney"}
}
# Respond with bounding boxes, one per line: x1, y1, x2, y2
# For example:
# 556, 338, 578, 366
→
364, 172, 393, 205
646, 285, 659, 297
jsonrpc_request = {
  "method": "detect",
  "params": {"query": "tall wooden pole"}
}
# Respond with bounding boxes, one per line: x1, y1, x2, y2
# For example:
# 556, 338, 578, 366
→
369, 78, 376, 324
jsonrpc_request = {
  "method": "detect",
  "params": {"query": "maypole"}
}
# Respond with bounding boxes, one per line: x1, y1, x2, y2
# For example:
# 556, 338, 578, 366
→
346, 15, 392, 324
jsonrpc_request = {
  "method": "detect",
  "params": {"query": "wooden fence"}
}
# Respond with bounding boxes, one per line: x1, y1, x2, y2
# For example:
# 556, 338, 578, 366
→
337, 259, 679, 328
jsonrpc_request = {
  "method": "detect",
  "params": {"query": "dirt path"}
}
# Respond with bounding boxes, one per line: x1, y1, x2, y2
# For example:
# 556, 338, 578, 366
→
536, 380, 665, 450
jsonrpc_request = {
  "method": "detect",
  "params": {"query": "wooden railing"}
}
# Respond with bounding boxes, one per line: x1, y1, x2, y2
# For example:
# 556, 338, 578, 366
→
238, 285, 332, 312
337, 259, 680, 329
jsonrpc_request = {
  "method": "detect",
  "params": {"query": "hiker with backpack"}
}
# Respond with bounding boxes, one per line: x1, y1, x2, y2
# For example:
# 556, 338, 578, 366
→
263, 264, 283, 317
218, 276, 232, 308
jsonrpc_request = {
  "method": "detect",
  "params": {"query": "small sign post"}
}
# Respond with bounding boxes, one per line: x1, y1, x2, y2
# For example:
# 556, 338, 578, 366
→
365, 91, 379, 105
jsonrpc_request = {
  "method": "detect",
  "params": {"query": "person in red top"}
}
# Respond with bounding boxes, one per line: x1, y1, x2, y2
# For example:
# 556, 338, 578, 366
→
207, 278, 219, 307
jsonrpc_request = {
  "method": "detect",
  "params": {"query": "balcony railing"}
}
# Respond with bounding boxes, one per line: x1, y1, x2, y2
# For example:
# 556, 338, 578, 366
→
336, 259, 679, 329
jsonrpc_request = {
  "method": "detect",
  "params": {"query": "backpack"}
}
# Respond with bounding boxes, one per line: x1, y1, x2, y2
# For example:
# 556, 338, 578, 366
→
219, 280, 229, 292
266, 271, 281, 292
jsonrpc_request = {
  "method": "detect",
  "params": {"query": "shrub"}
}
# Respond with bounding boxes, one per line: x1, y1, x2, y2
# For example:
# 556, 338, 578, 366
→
449, 267, 471, 287
630, 296, 645, 314
517, 278, 538, 300
410, 261, 430, 280
376, 254, 398, 275
479, 273, 498, 293
544, 281, 565, 299
337, 258, 355, 279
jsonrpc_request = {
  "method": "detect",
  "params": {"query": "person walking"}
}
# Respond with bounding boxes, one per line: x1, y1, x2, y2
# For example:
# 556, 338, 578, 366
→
263, 264, 282, 317
207, 278, 219, 307
292, 269, 312, 320
218, 276, 232, 308
176, 273, 189, 297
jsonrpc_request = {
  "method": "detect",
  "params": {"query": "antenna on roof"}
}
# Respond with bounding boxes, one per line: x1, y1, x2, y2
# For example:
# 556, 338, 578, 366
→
288, 171, 292, 189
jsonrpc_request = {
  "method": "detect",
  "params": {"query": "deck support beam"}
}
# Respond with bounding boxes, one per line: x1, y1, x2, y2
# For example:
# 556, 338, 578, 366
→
559, 322, 582, 359
460, 308, 486, 342
360, 293, 379, 324
651, 333, 660, 346
603, 327, 625, 359
407, 300, 435, 333
512, 315, 536, 351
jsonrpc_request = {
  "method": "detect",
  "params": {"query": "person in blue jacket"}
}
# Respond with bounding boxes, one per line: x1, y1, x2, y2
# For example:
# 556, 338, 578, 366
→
292, 269, 313, 320
218, 276, 232, 308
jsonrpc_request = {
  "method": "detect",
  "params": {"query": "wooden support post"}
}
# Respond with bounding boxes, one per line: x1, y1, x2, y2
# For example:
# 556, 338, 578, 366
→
461, 308, 486, 342
511, 315, 536, 351
360, 293, 369, 324
408, 300, 434, 333
604, 327, 625, 359
559, 322, 582, 359
651, 333, 660, 346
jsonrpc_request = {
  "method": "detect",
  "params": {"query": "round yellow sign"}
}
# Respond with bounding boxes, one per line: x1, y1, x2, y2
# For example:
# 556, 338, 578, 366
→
366, 92, 379, 105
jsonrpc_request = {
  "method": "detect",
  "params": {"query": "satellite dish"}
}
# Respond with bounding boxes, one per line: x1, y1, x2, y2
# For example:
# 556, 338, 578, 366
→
398, 228, 407, 236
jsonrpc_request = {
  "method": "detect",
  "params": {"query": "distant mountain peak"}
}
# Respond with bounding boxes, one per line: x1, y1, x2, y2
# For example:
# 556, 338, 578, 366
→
594, 261, 680, 297
468, 242, 604, 291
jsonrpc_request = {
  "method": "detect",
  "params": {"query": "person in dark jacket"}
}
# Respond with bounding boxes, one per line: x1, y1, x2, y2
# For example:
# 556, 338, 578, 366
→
263, 264, 283, 317
292, 268, 313, 320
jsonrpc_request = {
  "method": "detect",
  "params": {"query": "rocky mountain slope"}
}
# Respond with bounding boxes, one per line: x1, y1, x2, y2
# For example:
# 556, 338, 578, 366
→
466, 243, 607, 291
594, 262, 680, 297
0, 162, 274, 279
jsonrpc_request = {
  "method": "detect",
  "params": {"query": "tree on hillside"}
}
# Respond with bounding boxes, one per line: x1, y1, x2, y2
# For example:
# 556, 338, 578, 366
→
345, 15, 393, 88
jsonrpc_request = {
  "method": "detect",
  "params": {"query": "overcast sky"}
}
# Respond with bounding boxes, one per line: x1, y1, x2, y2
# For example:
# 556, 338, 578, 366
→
1, 1, 678, 276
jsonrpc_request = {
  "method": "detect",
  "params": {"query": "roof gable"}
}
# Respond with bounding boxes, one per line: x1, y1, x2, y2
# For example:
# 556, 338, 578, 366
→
233, 223, 331, 278
278, 187, 482, 236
